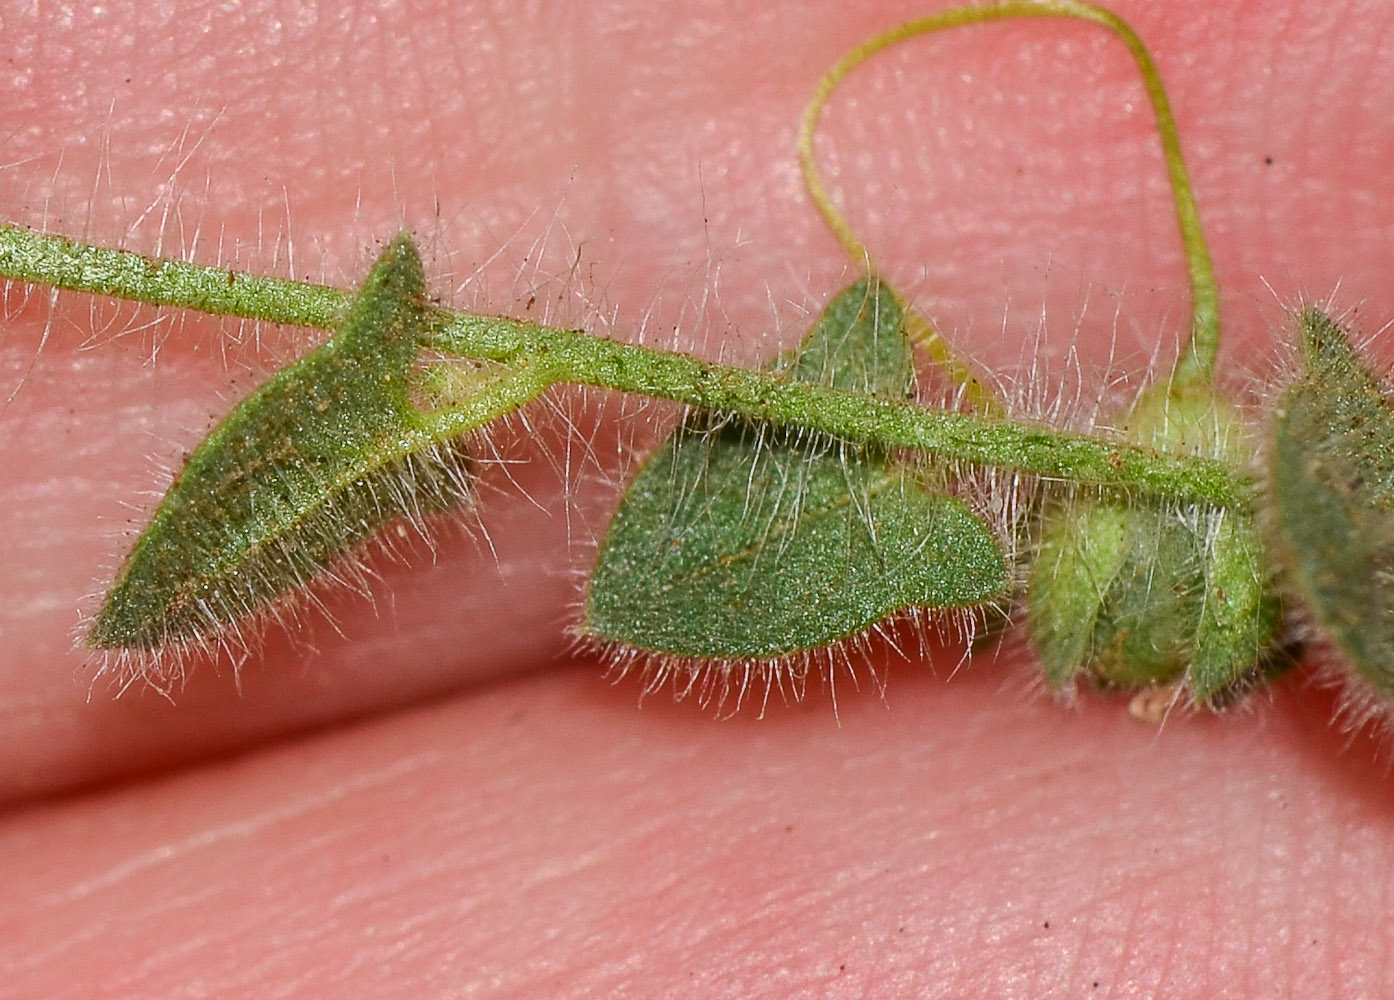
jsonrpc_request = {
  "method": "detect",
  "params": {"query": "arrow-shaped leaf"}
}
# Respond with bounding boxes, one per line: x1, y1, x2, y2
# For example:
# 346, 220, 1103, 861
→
1269, 308, 1394, 700
583, 277, 1009, 661
91, 235, 474, 654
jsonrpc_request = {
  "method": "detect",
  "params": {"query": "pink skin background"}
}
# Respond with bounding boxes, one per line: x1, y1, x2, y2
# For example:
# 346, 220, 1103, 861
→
2, 0, 1393, 995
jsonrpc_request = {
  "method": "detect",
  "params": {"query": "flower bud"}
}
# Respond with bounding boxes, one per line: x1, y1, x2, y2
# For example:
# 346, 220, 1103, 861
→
1029, 380, 1280, 705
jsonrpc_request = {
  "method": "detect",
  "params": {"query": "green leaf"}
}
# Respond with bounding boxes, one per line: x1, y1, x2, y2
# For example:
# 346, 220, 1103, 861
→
583, 277, 1009, 661
1029, 498, 1133, 688
90, 234, 474, 652
1189, 506, 1282, 702
1269, 308, 1394, 699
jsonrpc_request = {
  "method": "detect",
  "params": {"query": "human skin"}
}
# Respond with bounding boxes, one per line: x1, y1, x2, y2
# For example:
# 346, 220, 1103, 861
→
2, 0, 1393, 996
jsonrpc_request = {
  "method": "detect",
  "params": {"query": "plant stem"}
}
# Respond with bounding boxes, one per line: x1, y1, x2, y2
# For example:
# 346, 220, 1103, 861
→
431, 315, 1247, 507
0, 222, 350, 328
0, 221, 1250, 507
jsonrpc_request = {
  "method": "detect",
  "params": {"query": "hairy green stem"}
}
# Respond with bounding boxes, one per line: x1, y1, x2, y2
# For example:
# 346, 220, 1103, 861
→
0, 223, 351, 328
0, 221, 1248, 507
428, 316, 1246, 507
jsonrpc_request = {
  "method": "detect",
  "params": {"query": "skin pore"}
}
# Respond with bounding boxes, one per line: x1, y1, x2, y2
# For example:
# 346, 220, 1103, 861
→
3, 0, 1394, 995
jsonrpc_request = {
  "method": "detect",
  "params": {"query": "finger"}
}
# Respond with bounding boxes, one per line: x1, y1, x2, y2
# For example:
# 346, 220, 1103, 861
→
2, 0, 1391, 803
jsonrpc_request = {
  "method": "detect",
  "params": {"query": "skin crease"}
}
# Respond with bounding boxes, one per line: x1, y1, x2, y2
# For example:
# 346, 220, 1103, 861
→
2, 0, 1394, 995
